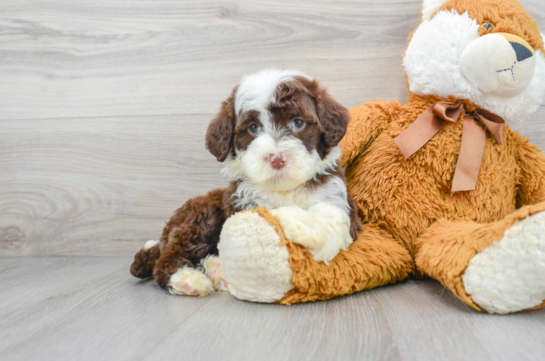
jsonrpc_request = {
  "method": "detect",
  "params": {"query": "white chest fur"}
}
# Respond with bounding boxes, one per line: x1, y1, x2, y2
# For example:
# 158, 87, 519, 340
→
232, 175, 350, 215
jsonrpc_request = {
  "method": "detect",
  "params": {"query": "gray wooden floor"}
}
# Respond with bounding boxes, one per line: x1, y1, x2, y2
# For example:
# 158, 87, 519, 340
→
2, 1, 545, 360
0, 257, 543, 361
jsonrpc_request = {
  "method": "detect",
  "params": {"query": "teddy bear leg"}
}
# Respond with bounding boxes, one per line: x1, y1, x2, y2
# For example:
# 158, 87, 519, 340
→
219, 208, 414, 304
280, 223, 414, 304
218, 210, 295, 303
415, 202, 545, 314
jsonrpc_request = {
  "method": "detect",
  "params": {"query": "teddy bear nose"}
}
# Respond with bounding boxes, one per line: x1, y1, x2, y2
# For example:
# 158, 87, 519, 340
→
269, 153, 287, 170
495, 32, 535, 62
510, 42, 533, 62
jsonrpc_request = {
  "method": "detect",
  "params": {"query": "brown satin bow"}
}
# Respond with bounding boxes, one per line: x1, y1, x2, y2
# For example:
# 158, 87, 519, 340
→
394, 101, 505, 192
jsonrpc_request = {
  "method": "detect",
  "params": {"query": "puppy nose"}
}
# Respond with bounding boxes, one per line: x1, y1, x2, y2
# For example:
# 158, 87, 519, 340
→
269, 153, 287, 170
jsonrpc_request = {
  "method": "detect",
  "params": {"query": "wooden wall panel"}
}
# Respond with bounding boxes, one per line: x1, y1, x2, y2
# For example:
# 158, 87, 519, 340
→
1, 0, 544, 255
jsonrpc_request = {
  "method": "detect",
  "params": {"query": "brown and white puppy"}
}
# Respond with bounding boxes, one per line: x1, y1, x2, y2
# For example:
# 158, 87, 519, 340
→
130, 69, 361, 296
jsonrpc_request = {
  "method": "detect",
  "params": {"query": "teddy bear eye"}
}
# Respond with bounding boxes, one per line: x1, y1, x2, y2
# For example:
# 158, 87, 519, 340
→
482, 23, 495, 31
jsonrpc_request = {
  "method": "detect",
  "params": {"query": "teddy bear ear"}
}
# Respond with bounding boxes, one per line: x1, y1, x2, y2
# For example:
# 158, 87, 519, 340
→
421, 0, 449, 21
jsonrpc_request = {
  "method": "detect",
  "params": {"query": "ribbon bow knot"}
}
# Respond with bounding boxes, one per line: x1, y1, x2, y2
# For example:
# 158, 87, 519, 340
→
394, 101, 505, 192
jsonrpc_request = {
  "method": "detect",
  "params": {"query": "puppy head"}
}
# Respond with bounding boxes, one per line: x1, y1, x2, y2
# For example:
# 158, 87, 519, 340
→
205, 69, 349, 191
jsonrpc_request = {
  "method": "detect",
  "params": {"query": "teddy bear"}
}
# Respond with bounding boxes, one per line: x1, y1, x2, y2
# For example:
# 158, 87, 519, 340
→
217, 0, 545, 314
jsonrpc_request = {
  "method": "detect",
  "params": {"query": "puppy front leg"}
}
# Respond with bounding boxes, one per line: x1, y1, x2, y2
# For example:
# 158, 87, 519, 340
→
271, 204, 352, 264
153, 189, 228, 296
154, 225, 215, 297
307, 203, 354, 260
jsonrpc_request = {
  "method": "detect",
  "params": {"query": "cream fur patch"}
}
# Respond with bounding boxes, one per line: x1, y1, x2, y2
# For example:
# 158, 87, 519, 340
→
167, 267, 214, 297
201, 255, 229, 292
218, 211, 293, 303
462, 211, 545, 314
143, 240, 159, 251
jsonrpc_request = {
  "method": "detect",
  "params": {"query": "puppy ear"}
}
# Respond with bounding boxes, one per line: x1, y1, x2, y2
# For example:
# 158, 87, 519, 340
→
315, 86, 350, 149
205, 88, 237, 162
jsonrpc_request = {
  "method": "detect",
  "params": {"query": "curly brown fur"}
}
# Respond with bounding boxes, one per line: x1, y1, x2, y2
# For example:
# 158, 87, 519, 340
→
130, 186, 236, 287
130, 245, 160, 279
206, 87, 237, 162
131, 69, 361, 292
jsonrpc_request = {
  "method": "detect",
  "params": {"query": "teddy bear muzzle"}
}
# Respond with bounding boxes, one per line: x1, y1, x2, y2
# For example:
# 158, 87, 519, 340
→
459, 32, 536, 97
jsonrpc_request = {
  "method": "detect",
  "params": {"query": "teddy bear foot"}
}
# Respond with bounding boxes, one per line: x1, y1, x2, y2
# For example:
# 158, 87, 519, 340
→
462, 211, 545, 314
167, 267, 214, 297
201, 255, 229, 293
218, 210, 294, 303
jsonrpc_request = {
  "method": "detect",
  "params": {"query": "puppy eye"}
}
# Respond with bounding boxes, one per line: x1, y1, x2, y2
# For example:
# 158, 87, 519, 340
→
482, 23, 495, 31
248, 123, 261, 134
291, 118, 305, 130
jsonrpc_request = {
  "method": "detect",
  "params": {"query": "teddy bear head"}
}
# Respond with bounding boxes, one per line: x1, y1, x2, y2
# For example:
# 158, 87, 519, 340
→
404, 0, 545, 124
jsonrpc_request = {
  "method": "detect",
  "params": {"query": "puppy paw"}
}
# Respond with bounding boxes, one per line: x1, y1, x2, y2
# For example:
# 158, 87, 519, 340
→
167, 267, 214, 297
271, 207, 326, 247
271, 206, 338, 263
307, 243, 342, 265
271, 204, 354, 264
307, 203, 353, 251
201, 255, 229, 293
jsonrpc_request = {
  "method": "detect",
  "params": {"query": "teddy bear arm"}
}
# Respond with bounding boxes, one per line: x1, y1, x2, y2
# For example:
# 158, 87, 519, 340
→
515, 138, 545, 206
339, 100, 400, 168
